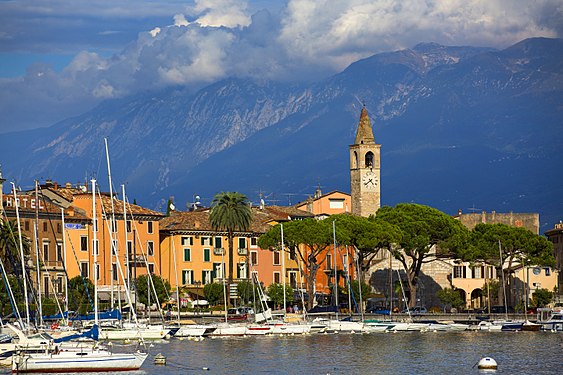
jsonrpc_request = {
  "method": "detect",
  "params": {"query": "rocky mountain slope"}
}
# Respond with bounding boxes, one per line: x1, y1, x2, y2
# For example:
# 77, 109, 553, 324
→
1, 37, 561, 231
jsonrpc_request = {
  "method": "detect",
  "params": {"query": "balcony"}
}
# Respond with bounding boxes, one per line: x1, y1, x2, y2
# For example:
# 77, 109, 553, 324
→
213, 247, 224, 255
238, 248, 248, 255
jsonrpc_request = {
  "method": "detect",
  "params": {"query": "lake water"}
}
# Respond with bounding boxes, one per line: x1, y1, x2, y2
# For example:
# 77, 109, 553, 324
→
2, 331, 562, 374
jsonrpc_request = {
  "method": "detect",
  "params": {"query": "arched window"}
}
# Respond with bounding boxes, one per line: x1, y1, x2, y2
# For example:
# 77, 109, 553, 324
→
353, 151, 359, 169
365, 152, 374, 168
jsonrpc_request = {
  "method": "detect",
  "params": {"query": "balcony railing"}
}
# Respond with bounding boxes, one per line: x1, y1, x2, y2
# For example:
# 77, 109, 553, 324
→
213, 247, 224, 255
238, 248, 248, 255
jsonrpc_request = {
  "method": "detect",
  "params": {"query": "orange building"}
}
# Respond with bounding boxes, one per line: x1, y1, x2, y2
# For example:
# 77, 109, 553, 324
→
158, 205, 314, 296
40, 181, 164, 303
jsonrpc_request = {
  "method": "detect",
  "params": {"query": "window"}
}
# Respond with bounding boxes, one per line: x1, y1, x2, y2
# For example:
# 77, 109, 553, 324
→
92, 239, 99, 256
329, 199, 345, 209
56, 276, 64, 294
250, 237, 257, 247
56, 242, 63, 262
326, 254, 332, 269
203, 248, 211, 262
365, 151, 374, 167
202, 270, 212, 284
112, 263, 118, 281
214, 262, 223, 279
250, 251, 258, 266
201, 237, 211, 246
93, 218, 98, 232
95, 264, 100, 281
111, 219, 117, 233
273, 251, 280, 266
112, 239, 118, 256
57, 223, 62, 233
289, 271, 298, 288
126, 220, 131, 233
184, 248, 191, 262
238, 237, 247, 249
127, 240, 133, 257
182, 270, 194, 285
237, 263, 247, 279
181, 236, 193, 246
80, 236, 88, 252
147, 241, 154, 256
453, 265, 466, 278
44, 275, 50, 297
147, 221, 153, 234
43, 222, 48, 232
24, 220, 29, 231
148, 263, 155, 274
214, 237, 223, 249
471, 266, 483, 279
273, 271, 281, 284
544, 268, 551, 276
80, 262, 89, 277
43, 241, 49, 262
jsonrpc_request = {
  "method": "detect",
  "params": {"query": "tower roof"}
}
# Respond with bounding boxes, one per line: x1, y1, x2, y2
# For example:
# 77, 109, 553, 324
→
354, 107, 375, 144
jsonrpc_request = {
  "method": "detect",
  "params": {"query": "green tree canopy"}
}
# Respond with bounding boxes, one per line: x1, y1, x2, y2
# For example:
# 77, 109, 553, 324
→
209, 192, 252, 295
0, 218, 31, 275
468, 223, 555, 305
532, 288, 553, 308
331, 214, 402, 285
437, 288, 465, 311
258, 218, 333, 310
135, 274, 170, 308
266, 283, 294, 308
203, 282, 224, 306
68, 275, 94, 315
373, 203, 470, 308
237, 280, 257, 305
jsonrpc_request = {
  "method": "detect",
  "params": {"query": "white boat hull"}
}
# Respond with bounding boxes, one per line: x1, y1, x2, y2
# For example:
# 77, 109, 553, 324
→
12, 349, 147, 373
174, 325, 216, 337
99, 326, 170, 340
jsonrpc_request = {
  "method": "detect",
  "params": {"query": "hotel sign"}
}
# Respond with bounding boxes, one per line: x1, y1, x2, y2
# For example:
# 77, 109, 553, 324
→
3, 196, 45, 210
64, 223, 84, 230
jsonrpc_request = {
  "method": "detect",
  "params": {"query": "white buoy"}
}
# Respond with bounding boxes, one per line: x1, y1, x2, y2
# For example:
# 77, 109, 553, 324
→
154, 353, 166, 365
477, 357, 498, 370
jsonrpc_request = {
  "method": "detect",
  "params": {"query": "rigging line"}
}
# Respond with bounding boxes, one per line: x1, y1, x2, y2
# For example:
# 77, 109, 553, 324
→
94, 182, 146, 348
0, 247, 23, 326
121, 193, 166, 324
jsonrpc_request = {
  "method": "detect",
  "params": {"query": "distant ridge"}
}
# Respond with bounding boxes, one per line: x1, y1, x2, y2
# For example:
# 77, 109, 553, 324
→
1, 37, 561, 231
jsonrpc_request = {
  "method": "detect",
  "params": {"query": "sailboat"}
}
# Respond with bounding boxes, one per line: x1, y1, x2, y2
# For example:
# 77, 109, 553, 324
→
10, 179, 149, 373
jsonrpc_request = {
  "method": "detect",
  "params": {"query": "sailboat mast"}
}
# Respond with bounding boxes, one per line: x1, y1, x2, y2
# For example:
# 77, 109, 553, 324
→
12, 182, 31, 330
34, 180, 42, 327
332, 220, 338, 319
61, 208, 69, 316
104, 138, 117, 309
170, 236, 181, 323
281, 224, 287, 318
498, 240, 508, 320
92, 179, 99, 328
122, 185, 131, 299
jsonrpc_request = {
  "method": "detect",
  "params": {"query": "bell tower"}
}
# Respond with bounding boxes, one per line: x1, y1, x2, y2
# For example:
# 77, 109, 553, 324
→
350, 107, 381, 217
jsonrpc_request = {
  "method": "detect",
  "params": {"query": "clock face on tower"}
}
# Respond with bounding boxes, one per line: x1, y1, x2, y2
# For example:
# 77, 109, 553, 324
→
362, 171, 378, 190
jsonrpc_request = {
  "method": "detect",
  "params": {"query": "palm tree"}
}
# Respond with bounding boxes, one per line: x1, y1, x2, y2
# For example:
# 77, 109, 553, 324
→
209, 192, 252, 299
0, 218, 31, 275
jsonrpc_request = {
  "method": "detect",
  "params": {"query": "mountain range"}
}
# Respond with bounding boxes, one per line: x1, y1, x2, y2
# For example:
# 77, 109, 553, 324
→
1, 37, 562, 232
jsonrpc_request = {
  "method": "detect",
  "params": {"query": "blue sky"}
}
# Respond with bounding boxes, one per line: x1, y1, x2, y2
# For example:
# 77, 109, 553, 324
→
0, 0, 560, 133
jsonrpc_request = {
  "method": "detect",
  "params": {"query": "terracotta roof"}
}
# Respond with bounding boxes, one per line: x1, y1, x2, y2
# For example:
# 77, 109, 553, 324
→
76, 192, 163, 218
160, 205, 314, 234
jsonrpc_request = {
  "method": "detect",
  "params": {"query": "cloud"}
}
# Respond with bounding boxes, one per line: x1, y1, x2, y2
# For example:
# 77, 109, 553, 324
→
0, 0, 561, 133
